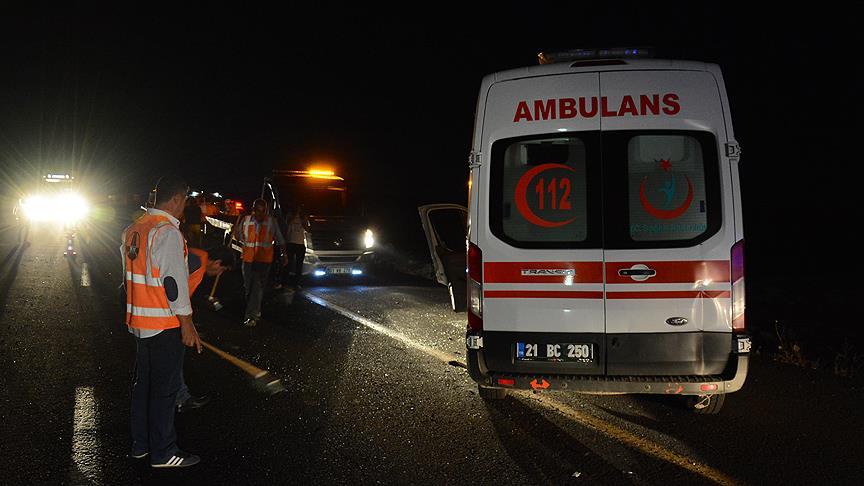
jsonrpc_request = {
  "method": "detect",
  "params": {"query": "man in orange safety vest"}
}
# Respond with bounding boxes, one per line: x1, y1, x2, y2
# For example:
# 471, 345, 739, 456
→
122, 175, 202, 468
233, 198, 287, 327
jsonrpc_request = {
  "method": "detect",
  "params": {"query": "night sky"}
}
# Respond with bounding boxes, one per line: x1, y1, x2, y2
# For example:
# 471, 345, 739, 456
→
1, 6, 859, 337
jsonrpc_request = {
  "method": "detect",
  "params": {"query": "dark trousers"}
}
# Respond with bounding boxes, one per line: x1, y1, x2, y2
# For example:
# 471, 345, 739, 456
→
131, 328, 184, 462
284, 243, 305, 286
242, 261, 270, 319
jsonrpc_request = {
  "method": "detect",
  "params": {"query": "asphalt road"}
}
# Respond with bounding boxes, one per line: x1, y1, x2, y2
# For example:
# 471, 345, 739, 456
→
0, 217, 861, 485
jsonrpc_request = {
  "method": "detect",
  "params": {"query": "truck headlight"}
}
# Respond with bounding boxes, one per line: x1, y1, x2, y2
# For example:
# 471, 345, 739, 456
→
364, 229, 375, 249
21, 193, 89, 223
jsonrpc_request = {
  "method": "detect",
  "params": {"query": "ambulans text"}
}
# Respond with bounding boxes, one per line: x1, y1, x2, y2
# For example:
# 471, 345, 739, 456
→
513, 94, 681, 123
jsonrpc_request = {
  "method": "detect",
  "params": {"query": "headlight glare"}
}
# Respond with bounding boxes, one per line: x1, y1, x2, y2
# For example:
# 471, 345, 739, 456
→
21, 193, 90, 223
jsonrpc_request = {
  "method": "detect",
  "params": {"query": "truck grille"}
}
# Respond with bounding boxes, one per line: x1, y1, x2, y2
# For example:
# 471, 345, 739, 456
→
318, 255, 361, 264
311, 231, 362, 251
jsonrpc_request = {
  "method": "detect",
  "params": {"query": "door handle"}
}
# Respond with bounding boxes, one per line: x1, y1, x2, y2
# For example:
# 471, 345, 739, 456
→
618, 264, 656, 281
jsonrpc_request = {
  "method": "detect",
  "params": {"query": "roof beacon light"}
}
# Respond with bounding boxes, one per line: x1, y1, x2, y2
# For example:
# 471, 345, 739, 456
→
538, 47, 654, 65
309, 169, 335, 177
273, 169, 345, 182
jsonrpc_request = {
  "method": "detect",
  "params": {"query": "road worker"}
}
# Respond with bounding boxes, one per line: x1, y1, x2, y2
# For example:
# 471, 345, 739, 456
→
232, 198, 287, 327
174, 246, 234, 413
282, 205, 308, 289
122, 174, 201, 468
182, 196, 204, 248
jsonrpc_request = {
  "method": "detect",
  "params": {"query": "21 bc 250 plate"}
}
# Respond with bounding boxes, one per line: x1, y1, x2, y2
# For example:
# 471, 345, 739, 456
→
516, 342, 594, 363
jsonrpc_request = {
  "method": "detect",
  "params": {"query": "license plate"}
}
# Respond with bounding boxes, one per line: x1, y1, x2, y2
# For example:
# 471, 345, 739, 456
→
516, 342, 594, 363
329, 267, 351, 274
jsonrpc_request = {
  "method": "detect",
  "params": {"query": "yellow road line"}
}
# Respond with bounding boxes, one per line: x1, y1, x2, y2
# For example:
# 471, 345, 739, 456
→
519, 391, 739, 485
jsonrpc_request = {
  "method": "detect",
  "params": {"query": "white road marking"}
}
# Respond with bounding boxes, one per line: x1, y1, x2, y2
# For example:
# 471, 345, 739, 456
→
302, 290, 737, 485
71, 386, 102, 483
80, 262, 91, 287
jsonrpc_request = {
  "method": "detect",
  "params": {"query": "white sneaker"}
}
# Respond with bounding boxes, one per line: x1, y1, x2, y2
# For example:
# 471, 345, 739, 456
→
151, 451, 200, 468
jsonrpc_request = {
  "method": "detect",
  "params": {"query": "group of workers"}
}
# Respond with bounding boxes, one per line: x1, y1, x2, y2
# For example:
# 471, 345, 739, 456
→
120, 175, 306, 468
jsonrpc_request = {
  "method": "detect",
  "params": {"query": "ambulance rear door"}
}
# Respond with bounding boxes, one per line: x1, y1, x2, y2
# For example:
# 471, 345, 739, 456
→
480, 72, 605, 374
599, 70, 737, 375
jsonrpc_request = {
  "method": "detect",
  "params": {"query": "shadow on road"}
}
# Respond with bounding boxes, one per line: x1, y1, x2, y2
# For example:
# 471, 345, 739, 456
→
483, 397, 630, 485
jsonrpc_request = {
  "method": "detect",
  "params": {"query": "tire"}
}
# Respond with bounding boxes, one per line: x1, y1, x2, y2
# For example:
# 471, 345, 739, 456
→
448, 279, 467, 312
687, 393, 725, 414
478, 385, 508, 400
466, 349, 487, 384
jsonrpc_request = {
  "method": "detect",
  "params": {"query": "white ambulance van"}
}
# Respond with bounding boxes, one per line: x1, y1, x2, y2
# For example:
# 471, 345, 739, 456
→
421, 49, 749, 414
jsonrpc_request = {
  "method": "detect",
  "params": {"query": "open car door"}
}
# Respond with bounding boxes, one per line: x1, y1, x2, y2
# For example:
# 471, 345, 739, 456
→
418, 204, 468, 312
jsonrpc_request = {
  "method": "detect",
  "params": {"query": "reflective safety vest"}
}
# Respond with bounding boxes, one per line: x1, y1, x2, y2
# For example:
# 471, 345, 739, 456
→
241, 215, 276, 263
187, 247, 209, 295
123, 213, 187, 330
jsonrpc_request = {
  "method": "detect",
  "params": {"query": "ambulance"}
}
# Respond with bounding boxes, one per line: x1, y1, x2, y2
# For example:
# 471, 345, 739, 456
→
421, 49, 749, 414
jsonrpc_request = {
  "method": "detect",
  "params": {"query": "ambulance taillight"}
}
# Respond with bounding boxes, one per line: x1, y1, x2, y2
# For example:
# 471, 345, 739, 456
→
468, 241, 483, 331
731, 240, 746, 333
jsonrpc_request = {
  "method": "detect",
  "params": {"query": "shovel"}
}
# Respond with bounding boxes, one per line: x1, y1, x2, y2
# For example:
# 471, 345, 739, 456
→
207, 273, 223, 311
206, 213, 243, 311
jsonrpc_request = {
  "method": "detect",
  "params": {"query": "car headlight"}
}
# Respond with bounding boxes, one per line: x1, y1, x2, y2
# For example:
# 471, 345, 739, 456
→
21, 195, 52, 221
59, 193, 90, 223
364, 229, 375, 249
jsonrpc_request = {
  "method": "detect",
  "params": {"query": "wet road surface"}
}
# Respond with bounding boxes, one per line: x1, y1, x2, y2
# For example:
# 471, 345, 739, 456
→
0, 218, 862, 485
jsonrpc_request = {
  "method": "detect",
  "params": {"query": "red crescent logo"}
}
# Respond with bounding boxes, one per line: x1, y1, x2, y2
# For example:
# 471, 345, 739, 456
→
514, 163, 577, 228
639, 175, 694, 220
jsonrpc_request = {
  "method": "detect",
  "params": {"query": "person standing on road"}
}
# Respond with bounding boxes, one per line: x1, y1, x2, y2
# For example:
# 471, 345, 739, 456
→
233, 198, 287, 327
122, 174, 202, 468
283, 205, 307, 289
182, 196, 204, 248
174, 246, 234, 414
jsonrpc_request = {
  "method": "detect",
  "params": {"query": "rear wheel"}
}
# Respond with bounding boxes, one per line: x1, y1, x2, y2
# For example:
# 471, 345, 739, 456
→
478, 385, 508, 400
687, 393, 725, 414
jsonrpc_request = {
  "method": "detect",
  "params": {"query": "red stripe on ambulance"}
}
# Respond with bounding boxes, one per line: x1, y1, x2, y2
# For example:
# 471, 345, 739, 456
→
606, 291, 731, 299
606, 260, 730, 284
484, 261, 603, 284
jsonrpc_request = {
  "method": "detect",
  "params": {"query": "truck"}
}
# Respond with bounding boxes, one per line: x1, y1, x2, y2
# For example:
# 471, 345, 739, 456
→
208, 169, 376, 279
264, 169, 375, 278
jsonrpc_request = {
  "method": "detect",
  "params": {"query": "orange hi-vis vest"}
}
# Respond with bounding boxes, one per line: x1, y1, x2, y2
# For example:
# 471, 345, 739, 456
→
187, 247, 209, 295
241, 216, 276, 263
123, 213, 187, 330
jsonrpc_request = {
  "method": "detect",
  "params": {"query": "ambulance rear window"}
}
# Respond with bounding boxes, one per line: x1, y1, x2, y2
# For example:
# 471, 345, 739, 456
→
489, 133, 602, 248
603, 131, 722, 248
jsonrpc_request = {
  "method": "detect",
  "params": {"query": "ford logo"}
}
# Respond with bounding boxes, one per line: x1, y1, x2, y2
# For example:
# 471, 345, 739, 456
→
666, 317, 688, 326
